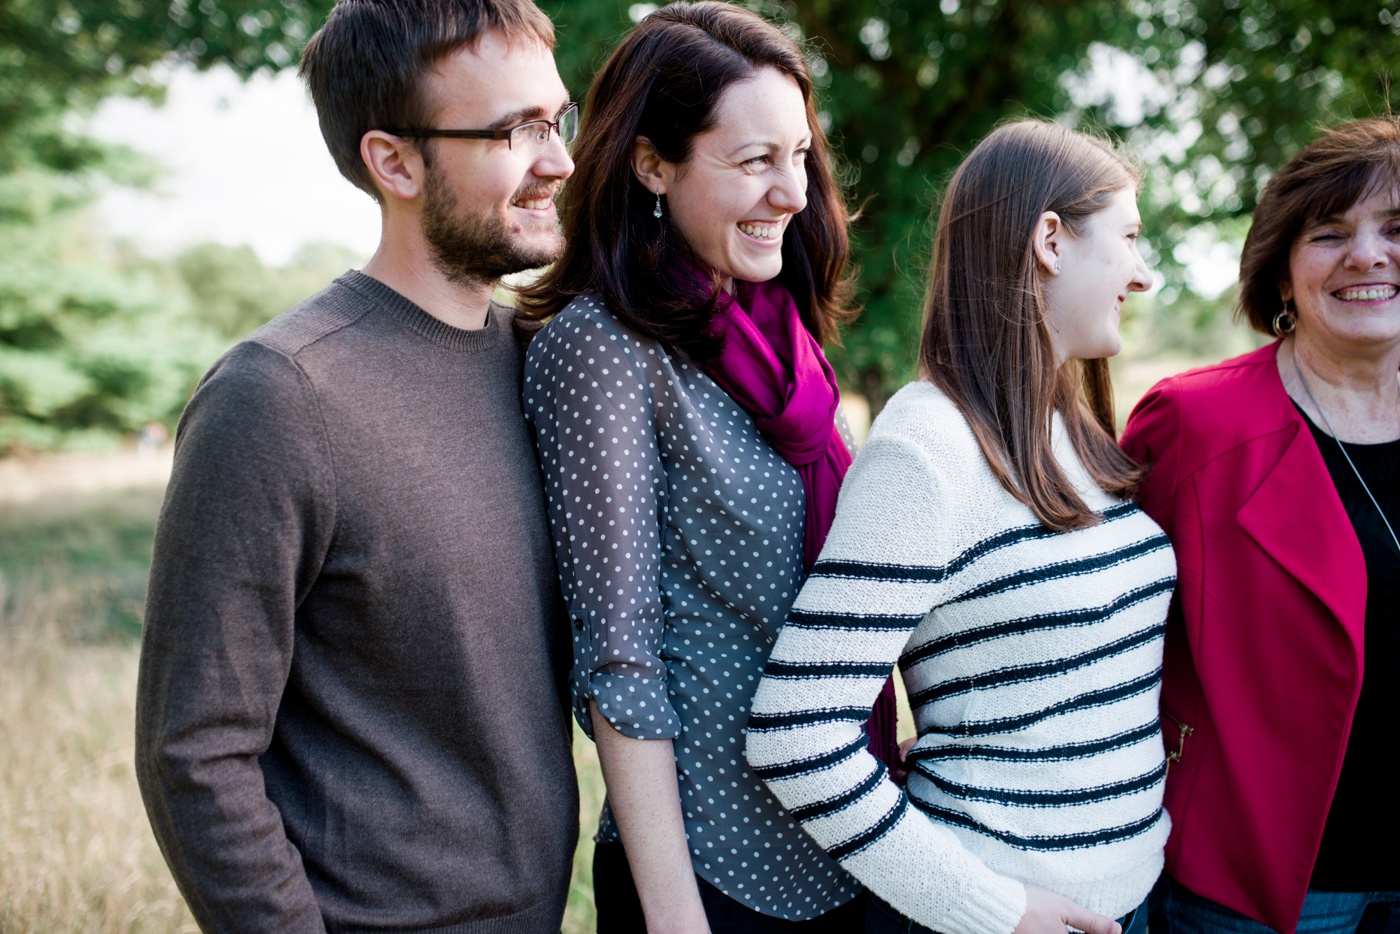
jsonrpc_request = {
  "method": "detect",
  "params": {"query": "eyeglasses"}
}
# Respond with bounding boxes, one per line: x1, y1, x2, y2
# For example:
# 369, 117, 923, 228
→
388, 103, 579, 153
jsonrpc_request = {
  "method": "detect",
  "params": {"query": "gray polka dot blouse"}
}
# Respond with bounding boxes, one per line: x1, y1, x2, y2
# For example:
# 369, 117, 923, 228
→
523, 296, 861, 919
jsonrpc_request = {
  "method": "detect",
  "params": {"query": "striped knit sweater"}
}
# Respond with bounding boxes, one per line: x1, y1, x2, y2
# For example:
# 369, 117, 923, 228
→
745, 380, 1175, 934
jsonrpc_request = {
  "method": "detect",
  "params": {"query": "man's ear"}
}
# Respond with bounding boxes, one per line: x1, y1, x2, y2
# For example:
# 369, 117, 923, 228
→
1031, 211, 1064, 276
361, 130, 425, 202
631, 136, 669, 195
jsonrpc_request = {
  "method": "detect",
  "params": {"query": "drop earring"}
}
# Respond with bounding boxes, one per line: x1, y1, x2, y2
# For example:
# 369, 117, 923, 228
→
653, 192, 663, 219
1272, 302, 1296, 335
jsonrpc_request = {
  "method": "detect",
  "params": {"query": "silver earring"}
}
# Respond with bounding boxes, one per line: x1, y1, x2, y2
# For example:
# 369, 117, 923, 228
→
1053, 261, 1061, 274
1272, 305, 1296, 336
653, 193, 663, 219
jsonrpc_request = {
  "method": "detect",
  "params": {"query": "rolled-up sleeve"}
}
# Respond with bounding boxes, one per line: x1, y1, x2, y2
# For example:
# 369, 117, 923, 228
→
524, 310, 681, 741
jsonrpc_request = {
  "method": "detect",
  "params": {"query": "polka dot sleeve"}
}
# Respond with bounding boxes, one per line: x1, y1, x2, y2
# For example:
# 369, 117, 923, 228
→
524, 308, 682, 742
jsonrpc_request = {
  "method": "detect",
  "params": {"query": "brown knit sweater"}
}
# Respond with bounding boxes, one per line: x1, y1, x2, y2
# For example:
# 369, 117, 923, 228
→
135, 271, 578, 934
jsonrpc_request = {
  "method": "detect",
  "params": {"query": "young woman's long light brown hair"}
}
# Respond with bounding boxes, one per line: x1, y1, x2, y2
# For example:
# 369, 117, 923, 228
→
919, 119, 1146, 531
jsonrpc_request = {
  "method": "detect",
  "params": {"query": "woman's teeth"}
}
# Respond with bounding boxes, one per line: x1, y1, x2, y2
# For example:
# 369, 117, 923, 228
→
739, 222, 780, 240
1335, 285, 1397, 301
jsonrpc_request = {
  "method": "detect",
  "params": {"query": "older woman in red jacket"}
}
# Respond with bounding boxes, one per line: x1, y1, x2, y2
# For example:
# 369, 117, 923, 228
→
1122, 118, 1400, 934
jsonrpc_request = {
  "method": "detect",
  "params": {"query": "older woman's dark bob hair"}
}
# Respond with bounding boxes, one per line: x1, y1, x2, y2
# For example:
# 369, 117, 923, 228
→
1239, 116, 1400, 335
517, 1, 855, 359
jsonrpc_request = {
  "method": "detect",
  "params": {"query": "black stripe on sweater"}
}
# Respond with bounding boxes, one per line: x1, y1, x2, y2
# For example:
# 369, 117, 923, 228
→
908, 720, 1160, 764
751, 734, 870, 781
906, 796, 1166, 851
763, 660, 894, 680
746, 706, 871, 732
920, 668, 1161, 738
829, 794, 910, 860
950, 536, 1171, 604
908, 621, 1165, 706
786, 608, 927, 631
901, 578, 1175, 668
914, 761, 1166, 807
809, 503, 1141, 585
790, 762, 890, 822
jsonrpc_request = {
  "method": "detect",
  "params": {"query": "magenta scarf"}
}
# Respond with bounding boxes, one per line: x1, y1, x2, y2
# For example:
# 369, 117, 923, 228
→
700, 277, 900, 772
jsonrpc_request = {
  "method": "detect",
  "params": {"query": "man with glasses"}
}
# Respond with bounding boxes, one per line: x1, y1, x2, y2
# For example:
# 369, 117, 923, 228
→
134, 2, 579, 932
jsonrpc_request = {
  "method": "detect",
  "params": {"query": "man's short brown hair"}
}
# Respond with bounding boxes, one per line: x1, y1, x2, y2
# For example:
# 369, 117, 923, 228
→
298, 0, 555, 202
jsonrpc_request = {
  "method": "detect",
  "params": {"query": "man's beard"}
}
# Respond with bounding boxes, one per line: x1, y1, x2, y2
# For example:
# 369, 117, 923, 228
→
420, 164, 563, 285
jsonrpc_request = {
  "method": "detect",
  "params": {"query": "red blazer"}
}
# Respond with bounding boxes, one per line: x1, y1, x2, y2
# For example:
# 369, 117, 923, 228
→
1121, 342, 1367, 934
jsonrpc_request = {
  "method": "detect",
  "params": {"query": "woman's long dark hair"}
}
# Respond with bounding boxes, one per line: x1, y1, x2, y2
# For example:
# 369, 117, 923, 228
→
919, 119, 1145, 531
517, 1, 856, 358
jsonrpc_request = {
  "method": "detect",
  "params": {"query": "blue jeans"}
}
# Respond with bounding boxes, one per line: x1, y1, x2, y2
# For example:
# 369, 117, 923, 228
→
1154, 874, 1400, 934
865, 892, 1149, 934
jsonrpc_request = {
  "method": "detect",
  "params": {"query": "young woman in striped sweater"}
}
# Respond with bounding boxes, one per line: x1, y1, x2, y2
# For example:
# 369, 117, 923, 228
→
746, 120, 1174, 934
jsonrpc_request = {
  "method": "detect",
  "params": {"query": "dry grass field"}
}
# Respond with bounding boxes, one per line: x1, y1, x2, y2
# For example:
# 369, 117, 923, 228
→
0, 452, 605, 934
0, 355, 1196, 932
0, 473, 193, 933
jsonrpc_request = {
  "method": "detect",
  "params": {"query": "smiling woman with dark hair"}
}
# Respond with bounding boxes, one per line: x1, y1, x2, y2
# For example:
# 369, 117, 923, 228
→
1122, 116, 1400, 934
517, 2, 896, 931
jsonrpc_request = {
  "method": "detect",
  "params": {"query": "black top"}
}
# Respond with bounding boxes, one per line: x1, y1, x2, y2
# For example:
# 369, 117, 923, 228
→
1295, 404, 1400, 892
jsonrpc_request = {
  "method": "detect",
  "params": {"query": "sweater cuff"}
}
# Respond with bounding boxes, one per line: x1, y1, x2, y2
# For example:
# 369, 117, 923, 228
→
943, 871, 1027, 934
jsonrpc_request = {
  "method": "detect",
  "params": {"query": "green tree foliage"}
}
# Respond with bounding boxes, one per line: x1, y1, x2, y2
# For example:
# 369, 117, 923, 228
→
175, 242, 363, 340
3, 0, 1398, 443
2, 182, 197, 448
0, 178, 360, 451
0, 0, 357, 450
1, 0, 328, 164
769, 0, 1400, 403
549, 1, 1400, 404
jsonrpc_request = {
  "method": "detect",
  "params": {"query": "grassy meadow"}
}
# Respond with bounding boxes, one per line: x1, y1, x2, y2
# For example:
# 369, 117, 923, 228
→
0, 349, 1199, 931
0, 452, 605, 933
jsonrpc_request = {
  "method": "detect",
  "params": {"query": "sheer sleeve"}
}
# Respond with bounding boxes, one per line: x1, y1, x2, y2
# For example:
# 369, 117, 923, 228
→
524, 305, 681, 741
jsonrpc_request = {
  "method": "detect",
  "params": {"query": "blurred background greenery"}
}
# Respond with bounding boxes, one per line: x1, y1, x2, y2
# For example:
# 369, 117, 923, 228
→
4, 0, 1399, 451
3, 0, 1399, 931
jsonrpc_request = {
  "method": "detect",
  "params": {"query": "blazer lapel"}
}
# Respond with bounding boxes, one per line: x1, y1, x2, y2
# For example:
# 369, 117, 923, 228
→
1237, 419, 1368, 648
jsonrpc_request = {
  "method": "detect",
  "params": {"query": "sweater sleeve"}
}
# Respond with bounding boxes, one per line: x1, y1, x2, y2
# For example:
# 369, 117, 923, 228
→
746, 431, 1027, 934
523, 311, 681, 742
134, 342, 335, 933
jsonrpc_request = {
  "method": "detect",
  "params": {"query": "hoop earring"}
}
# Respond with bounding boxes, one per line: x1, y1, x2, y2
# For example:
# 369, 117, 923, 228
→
653, 193, 663, 220
1272, 305, 1296, 336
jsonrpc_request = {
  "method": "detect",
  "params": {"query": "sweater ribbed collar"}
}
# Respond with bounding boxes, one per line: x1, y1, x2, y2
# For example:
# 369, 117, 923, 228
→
336, 270, 510, 353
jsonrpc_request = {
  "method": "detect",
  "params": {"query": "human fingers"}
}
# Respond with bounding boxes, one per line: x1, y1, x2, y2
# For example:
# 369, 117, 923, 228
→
1060, 900, 1120, 934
